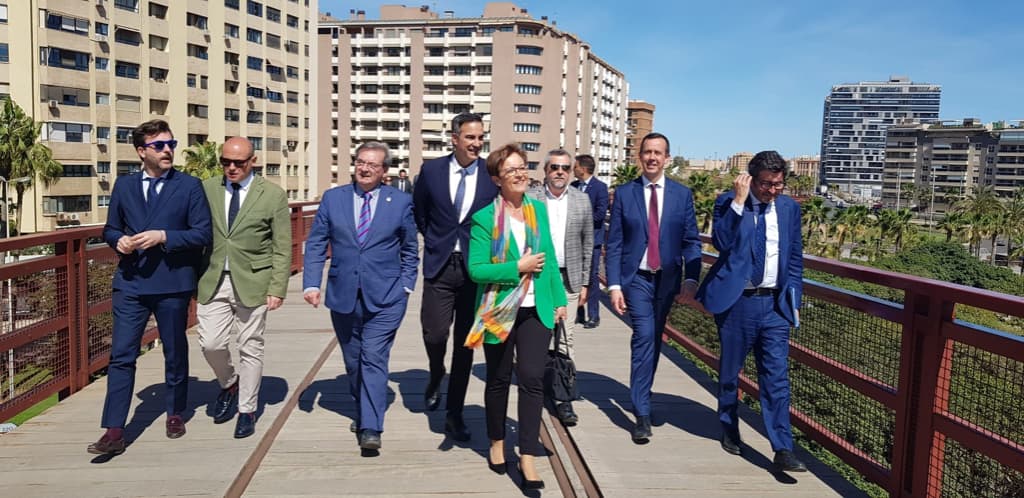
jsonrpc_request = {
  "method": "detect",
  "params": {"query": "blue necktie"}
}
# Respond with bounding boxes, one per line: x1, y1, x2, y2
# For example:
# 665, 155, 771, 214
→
228, 182, 241, 229
453, 166, 472, 220
357, 191, 372, 246
751, 203, 768, 286
579, 181, 588, 193
146, 177, 161, 210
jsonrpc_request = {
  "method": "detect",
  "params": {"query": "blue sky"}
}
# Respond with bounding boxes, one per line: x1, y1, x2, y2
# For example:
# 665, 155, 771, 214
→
320, 1, 1024, 159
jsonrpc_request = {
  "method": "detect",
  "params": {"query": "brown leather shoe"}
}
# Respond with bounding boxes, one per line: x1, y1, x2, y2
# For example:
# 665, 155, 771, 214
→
166, 415, 186, 439
87, 434, 126, 455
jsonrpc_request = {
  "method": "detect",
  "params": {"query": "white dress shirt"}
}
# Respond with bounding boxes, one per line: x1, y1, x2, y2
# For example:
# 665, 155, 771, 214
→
639, 175, 665, 272
223, 173, 255, 271
509, 217, 535, 307
730, 197, 780, 288
543, 186, 569, 268
449, 155, 478, 253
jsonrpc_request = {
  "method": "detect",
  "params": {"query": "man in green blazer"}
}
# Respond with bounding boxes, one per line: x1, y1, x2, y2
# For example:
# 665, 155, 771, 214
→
196, 136, 292, 439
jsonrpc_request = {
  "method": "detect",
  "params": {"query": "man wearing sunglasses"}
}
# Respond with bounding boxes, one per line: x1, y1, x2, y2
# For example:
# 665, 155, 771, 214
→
195, 137, 291, 439
91, 119, 212, 455
696, 150, 807, 472
527, 149, 593, 426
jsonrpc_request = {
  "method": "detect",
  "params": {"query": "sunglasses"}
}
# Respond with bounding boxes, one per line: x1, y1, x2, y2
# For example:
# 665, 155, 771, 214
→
548, 164, 572, 172
220, 156, 253, 167
142, 139, 178, 151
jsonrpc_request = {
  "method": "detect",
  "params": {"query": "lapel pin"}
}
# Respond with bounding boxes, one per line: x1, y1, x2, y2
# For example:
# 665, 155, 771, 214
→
386, 196, 392, 202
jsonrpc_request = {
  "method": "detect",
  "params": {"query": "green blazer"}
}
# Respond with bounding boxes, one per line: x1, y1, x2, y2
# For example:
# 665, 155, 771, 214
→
197, 175, 292, 307
467, 196, 568, 336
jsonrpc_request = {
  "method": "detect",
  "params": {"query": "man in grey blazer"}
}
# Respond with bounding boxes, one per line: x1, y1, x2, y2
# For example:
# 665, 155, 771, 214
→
527, 149, 593, 425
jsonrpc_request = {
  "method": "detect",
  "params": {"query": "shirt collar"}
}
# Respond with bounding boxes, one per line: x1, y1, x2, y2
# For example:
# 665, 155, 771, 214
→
225, 173, 255, 190
449, 155, 477, 176
544, 184, 569, 200
354, 184, 381, 197
640, 175, 665, 189
142, 170, 169, 181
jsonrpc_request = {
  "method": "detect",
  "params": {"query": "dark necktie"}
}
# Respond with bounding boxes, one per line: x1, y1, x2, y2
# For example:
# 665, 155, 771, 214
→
357, 191, 372, 246
146, 177, 161, 210
751, 203, 768, 286
228, 182, 241, 229
453, 167, 471, 221
579, 182, 588, 193
647, 184, 661, 270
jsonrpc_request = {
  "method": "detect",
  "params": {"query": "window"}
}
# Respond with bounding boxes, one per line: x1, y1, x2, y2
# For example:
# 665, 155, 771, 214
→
96, 93, 110, 105
266, 164, 280, 175
246, 86, 264, 98
187, 74, 197, 88
95, 57, 109, 71
41, 47, 90, 71
0, 43, 7, 64
246, 28, 262, 44
514, 103, 541, 113
42, 195, 91, 214
515, 65, 542, 75
114, 28, 142, 46
225, 52, 240, 65
0, 5, 7, 23
188, 104, 209, 118
425, 103, 443, 114
477, 65, 492, 76
266, 64, 282, 77
44, 13, 89, 35
115, 94, 141, 112
516, 45, 543, 56
95, 23, 108, 35
266, 90, 283, 102
451, 66, 471, 76
247, 1, 263, 16
249, 137, 263, 150
225, 0, 240, 9
96, 162, 111, 174
266, 112, 280, 126
148, 2, 167, 19
266, 7, 281, 22
285, 41, 299, 54
478, 44, 493, 56
247, 111, 263, 124
225, 108, 240, 121
116, 127, 133, 143
98, 196, 111, 208
187, 44, 209, 60
117, 162, 141, 175
42, 122, 92, 143
512, 123, 540, 133
148, 67, 167, 81
286, 91, 298, 103
150, 99, 168, 114
62, 164, 92, 177
186, 13, 208, 30
287, 115, 298, 128
149, 35, 168, 51
225, 23, 239, 38
114, 61, 140, 79
454, 27, 475, 37
225, 81, 239, 94
522, 143, 540, 152
514, 84, 541, 95
287, 15, 298, 28
518, 26, 539, 36
41, 85, 90, 106
114, 0, 139, 13
266, 34, 281, 49
246, 56, 263, 70
286, 66, 299, 79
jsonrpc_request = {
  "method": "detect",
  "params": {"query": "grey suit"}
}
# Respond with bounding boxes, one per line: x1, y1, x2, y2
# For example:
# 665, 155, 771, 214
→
528, 184, 593, 361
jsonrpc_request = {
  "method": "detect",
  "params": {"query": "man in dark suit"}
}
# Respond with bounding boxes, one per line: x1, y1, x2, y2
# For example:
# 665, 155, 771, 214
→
606, 132, 702, 443
303, 141, 419, 451
412, 112, 499, 441
89, 119, 212, 455
196, 137, 292, 439
394, 169, 414, 194
571, 154, 608, 329
696, 150, 807, 472
527, 149, 593, 426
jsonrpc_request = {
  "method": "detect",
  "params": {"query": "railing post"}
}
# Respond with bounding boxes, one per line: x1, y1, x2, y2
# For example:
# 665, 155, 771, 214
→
74, 236, 90, 393
891, 289, 955, 497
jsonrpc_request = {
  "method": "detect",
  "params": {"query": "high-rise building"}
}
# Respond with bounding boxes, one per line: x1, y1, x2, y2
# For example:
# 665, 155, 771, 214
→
727, 152, 754, 171
0, 0, 318, 234
820, 76, 941, 201
626, 100, 654, 164
316, 3, 629, 186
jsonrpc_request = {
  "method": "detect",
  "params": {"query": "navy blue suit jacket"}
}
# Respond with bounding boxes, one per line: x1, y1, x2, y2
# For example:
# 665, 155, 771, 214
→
303, 184, 419, 314
696, 192, 803, 325
103, 168, 212, 295
606, 177, 702, 299
413, 154, 499, 279
572, 176, 609, 246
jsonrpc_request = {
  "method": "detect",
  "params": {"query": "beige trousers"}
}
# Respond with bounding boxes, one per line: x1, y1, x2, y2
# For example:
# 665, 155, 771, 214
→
197, 273, 267, 414
558, 279, 581, 360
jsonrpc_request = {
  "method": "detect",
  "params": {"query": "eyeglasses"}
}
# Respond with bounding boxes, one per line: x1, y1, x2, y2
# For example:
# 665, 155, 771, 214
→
354, 159, 384, 170
757, 181, 786, 190
220, 156, 253, 168
501, 166, 530, 177
142, 139, 178, 151
548, 164, 572, 172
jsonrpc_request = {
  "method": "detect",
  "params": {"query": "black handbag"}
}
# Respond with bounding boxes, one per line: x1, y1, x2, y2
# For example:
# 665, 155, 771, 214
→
545, 319, 577, 402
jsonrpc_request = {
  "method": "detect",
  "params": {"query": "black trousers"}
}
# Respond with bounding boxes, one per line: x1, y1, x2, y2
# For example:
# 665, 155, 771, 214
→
484, 307, 550, 456
421, 253, 478, 414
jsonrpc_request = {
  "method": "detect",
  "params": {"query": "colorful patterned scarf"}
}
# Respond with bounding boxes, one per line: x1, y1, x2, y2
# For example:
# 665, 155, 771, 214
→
464, 196, 541, 348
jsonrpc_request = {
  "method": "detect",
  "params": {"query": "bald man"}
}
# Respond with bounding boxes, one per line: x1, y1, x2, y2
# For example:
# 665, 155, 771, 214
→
196, 137, 292, 438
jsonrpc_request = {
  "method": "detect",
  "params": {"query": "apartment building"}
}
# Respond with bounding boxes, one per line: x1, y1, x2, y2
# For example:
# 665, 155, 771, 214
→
727, 152, 754, 172
820, 76, 941, 201
788, 155, 820, 183
316, 2, 630, 185
882, 119, 1024, 212
625, 100, 654, 164
0, 0, 317, 234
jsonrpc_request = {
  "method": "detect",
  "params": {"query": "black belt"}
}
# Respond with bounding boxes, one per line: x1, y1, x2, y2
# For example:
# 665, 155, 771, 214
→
636, 269, 661, 279
742, 287, 777, 297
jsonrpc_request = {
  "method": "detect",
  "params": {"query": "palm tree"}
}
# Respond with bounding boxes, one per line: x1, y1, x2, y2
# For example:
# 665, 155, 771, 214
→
611, 164, 639, 188
800, 196, 831, 253
876, 208, 915, 254
955, 186, 1003, 257
0, 97, 63, 234
1010, 232, 1024, 275
936, 211, 967, 243
1002, 189, 1024, 265
181, 141, 222, 180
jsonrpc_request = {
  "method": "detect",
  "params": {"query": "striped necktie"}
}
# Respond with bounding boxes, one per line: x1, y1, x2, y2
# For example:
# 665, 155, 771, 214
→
357, 191, 372, 246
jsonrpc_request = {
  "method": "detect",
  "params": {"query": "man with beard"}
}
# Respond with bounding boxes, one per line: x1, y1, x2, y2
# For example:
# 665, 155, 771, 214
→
571, 154, 608, 329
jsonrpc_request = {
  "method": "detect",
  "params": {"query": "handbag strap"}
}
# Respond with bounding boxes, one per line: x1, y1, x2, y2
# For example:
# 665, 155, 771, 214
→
552, 318, 566, 350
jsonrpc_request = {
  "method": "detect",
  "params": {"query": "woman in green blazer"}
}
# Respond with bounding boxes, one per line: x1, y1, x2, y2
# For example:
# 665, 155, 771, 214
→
466, 143, 567, 491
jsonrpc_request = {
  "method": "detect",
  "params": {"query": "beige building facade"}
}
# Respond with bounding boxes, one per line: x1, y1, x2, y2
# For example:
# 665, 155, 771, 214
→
727, 151, 754, 172
0, 0, 317, 234
788, 155, 820, 183
316, 2, 629, 186
625, 99, 654, 165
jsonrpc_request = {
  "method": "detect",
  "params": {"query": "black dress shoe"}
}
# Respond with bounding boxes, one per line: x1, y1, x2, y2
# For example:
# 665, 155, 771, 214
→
583, 318, 600, 329
556, 402, 579, 426
166, 415, 186, 439
212, 384, 239, 424
721, 433, 743, 455
445, 413, 471, 442
358, 429, 381, 450
87, 434, 126, 455
424, 375, 442, 411
773, 450, 808, 472
631, 415, 652, 443
487, 456, 507, 475
575, 307, 587, 324
518, 464, 545, 490
234, 412, 256, 439
349, 419, 359, 433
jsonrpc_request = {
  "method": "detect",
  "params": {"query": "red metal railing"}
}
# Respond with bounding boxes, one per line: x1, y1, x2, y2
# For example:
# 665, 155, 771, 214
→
0, 202, 319, 423
663, 236, 1024, 497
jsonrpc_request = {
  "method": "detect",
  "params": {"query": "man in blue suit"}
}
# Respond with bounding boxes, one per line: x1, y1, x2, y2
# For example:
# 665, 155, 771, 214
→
571, 154, 608, 329
89, 119, 212, 455
696, 150, 807, 472
412, 112, 498, 441
303, 142, 419, 452
606, 132, 702, 443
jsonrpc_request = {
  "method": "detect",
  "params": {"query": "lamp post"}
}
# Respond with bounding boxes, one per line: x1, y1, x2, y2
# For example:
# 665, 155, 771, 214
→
1, 175, 31, 400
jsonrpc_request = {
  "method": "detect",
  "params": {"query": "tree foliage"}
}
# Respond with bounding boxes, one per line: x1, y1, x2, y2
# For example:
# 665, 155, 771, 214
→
0, 96, 63, 233
180, 140, 222, 180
